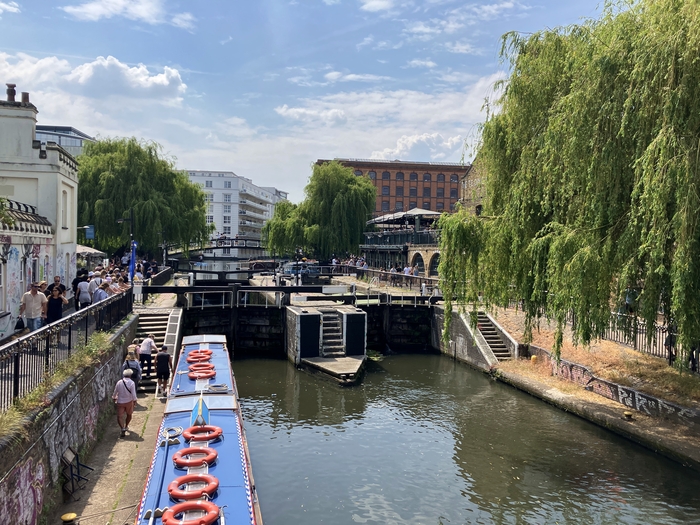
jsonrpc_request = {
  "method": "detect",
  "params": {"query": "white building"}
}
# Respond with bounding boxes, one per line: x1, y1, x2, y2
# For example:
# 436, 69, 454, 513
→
186, 170, 287, 259
0, 83, 78, 339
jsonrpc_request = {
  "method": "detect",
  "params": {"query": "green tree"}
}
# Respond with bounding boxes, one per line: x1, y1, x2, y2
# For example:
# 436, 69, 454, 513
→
439, 0, 700, 362
78, 138, 211, 254
264, 161, 375, 259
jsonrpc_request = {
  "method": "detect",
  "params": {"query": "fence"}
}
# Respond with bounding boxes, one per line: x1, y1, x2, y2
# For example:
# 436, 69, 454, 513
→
0, 288, 133, 411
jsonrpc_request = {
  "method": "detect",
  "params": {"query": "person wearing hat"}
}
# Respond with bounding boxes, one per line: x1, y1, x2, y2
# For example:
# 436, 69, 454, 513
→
19, 282, 48, 332
112, 369, 137, 437
122, 350, 142, 393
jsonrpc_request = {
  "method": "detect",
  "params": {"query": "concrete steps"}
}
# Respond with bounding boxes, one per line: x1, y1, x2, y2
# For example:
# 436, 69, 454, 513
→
319, 308, 345, 357
134, 312, 170, 393
476, 312, 511, 361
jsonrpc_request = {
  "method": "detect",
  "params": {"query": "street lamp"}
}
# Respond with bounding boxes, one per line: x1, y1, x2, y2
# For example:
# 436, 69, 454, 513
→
159, 230, 167, 268
117, 208, 136, 279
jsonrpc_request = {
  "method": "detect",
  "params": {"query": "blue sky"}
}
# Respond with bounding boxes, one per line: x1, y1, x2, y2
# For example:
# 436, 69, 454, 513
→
0, 0, 602, 202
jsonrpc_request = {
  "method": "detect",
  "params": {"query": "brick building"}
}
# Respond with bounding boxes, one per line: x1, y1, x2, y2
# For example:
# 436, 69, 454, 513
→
316, 158, 471, 217
459, 157, 486, 216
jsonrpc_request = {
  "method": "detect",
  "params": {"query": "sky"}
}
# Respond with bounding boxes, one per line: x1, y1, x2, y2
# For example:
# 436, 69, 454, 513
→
0, 0, 602, 202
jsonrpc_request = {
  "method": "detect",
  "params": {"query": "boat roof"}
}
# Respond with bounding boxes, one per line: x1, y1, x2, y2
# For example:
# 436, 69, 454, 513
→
181, 334, 228, 345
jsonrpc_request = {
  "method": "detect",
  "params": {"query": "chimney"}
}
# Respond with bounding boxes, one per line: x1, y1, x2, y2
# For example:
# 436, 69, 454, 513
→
21, 92, 29, 105
6, 83, 16, 102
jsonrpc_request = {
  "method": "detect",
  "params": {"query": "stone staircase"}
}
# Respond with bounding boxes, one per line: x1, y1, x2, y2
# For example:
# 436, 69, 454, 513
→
319, 308, 345, 358
476, 312, 511, 361
134, 311, 170, 394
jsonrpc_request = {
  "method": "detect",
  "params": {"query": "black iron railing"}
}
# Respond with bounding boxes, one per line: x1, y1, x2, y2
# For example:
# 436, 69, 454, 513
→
0, 289, 133, 411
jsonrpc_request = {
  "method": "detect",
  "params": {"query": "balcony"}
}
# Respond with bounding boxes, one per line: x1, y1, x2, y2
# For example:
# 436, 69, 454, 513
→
239, 209, 267, 221
239, 199, 269, 212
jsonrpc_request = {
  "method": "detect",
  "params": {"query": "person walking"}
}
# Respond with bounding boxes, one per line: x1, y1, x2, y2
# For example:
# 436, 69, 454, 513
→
91, 281, 110, 304
122, 351, 142, 394
155, 345, 173, 398
112, 369, 137, 438
46, 275, 66, 297
45, 286, 68, 324
19, 282, 48, 331
139, 333, 158, 378
76, 275, 91, 309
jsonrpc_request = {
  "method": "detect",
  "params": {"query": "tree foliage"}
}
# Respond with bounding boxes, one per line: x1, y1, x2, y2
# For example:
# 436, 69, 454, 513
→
78, 138, 211, 254
264, 161, 376, 259
439, 0, 700, 360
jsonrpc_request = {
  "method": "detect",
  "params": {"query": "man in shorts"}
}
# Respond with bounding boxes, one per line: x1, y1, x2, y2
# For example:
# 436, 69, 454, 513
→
155, 344, 173, 398
113, 369, 137, 437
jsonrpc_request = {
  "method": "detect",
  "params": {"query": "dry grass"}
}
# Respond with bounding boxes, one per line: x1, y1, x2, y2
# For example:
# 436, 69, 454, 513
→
491, 308, 700, 408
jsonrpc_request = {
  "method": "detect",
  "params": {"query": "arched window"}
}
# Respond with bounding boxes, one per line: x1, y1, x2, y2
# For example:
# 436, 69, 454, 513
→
354, 170, 363, 176
396, 172, 404, 180
409, 172, 418, 181
368, 171, 376, 179
382, 171, 391, 180
423, 173, 431, 182
429, 254, 440, 276
437, 173, 445, 182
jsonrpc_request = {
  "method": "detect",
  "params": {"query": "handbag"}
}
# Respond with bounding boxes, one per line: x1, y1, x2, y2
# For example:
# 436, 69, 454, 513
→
14, 316, 25, 331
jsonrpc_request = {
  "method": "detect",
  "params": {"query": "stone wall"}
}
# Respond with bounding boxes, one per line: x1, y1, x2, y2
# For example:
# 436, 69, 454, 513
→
0, 314, 138, 525
527, 345, 700, 426
431, 306, 497, 371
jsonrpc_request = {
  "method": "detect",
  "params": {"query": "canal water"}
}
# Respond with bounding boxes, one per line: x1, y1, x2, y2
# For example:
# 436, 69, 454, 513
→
234, 354, 700, 525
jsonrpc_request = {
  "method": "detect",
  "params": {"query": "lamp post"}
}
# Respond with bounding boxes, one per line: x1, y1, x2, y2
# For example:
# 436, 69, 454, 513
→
159, 229, 167, 269
117, 208, 136, 279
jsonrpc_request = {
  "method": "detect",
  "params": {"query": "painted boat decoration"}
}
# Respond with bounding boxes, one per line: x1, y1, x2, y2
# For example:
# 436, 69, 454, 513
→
135, 334, 262, 525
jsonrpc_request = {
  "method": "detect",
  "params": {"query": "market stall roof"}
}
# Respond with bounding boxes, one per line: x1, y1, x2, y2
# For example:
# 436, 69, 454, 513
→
366, 208, 442, 226
77, 244, 106, 257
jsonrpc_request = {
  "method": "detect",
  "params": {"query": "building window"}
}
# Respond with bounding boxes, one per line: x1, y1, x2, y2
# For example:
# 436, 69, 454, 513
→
423, 173, 431, 182
409, 172, 418, 181
395, 201, 404, 211
409, 202, 417, 209
450, 203, 456, 211
437, 201, 444, 210
223, 216, 231, 224
61, 190, 68, 228
450, 188, 458, 199
205, 248, 213, 254
223, 205, 231, 213
223, 247, 231, 255
354, 170, 363, 176
208, 205, 214, 213
396, 172, 404, 180
382, 201, 390, 211
396, 187, 404, 197
423, 202, 431, 210
223, 226, 231, 235
224, 181, 232, 189
409, 187, 417, 197
437, 173, 445, 182
437, 187, 444, 198
382, 171, 390, 180
206, 194, 213, 203
205, 180, 213, 188
423, 187, 431, 198
382, 186, 390, 196
224, 194, 232, 203
206, 215, 214, 224
368, 171, 376, 179
450, 174, 459, 183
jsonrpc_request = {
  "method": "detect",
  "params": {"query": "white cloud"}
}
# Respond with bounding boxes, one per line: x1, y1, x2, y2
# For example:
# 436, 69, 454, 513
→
438, 70, 478, 84
405, 58, 436, 68
275, 105, 348, 125
445, 41, 478, 54
403, 17, 463, 41
359, 0, 394, 12
171, 12, 195, 30
60, 0, 196, 29
371, 132, 463, 161
322, 0, 340, 4
374, 40, 403, 50
0, 52, 72, 85
357, 36, 374, 50
220, 36, 233, 45
0, 1, 20, 16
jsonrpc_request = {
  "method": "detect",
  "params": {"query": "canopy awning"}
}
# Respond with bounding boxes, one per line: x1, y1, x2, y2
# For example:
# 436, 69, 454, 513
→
77, 244, 106, 257
366, 208, 442, 226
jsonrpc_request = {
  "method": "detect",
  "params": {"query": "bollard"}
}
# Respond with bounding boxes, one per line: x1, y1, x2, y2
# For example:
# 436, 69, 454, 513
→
530, 355, 538, 364
61, 512, 78, 524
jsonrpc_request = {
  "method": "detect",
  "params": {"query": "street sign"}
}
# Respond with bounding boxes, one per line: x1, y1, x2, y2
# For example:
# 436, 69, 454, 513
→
85, 225, 95, 240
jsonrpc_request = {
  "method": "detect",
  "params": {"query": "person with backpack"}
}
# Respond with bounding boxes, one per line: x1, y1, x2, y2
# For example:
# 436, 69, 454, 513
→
122, 351, 142, 394
112, 369, 137, 438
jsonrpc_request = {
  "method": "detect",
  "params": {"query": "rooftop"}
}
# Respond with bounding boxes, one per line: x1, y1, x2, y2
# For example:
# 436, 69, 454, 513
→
318, 158, 470, 169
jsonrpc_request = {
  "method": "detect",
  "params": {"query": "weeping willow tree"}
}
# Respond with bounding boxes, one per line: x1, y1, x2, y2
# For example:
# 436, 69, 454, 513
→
440, 0, 700, 362
78, 138, 211, 254
263, 161, 375, 259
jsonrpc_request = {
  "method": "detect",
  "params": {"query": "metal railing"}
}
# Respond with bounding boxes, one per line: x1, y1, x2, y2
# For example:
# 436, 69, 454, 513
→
0, 289, 133, 411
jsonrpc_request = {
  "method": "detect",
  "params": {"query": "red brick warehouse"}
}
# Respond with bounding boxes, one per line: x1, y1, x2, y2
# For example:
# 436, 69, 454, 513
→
316, 159, 471, 217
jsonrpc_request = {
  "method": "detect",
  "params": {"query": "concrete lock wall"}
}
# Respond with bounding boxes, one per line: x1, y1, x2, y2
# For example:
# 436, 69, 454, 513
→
286, 306, 321, 364
431, 306, 497, 371
0, 315, 138, 525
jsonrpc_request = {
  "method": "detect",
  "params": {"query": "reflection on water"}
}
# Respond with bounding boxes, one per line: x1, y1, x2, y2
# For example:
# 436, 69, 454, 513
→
234, 355, 700, 525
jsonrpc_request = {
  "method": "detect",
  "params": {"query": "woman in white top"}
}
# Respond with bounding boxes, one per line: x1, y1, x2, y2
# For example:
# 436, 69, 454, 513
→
76, 278, 91, 309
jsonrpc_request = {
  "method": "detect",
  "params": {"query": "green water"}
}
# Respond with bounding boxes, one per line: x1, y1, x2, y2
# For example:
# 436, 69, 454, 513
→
234, 354, 700, 524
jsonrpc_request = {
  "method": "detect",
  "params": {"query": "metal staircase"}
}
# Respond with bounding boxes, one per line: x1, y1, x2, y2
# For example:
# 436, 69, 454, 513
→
318, 308, 345, 358
476, 312, 511, 361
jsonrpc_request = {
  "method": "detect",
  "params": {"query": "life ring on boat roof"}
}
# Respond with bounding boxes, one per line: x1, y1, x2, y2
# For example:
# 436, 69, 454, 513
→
172, 447, 218, 469
167, 473, 220, 501
161, 500, 220, 525
188, 362, 215, 372
186, 353, 212, 364
188, 369, 216, 381
189, 348, 213, 357
183, 425, 223, 443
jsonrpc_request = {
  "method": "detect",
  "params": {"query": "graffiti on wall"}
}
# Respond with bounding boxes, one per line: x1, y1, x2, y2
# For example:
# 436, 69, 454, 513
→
0, 457, 45, 525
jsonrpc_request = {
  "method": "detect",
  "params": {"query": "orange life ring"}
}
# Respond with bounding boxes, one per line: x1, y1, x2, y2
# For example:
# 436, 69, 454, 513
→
172, 447, 218, 469
161, 500, 220, 525
188, 369, 216, 381
189, 349, 213, 357
186, 354, 212, 364
167, 473, 220, 501
188, 362, 215, 372
183, 425, 223, 442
